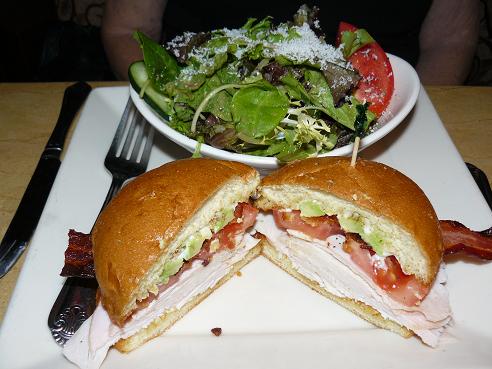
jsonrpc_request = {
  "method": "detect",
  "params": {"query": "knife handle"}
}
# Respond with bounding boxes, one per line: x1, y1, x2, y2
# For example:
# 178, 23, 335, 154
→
46, 81, 92, 151
0, 157, 61, 277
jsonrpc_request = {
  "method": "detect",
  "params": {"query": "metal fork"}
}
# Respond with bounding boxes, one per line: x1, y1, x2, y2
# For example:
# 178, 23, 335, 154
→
47, 97, 154, 346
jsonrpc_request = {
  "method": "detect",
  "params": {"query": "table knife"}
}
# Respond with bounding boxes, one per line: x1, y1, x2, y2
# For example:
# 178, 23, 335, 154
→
0, 81, 92, 278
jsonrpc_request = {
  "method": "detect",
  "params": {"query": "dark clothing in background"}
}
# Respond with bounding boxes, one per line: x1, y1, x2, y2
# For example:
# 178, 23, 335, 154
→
0, 0, 115, 82
36, 21, 115, 81
162, 0, 432, 66
36, 0, 115, 81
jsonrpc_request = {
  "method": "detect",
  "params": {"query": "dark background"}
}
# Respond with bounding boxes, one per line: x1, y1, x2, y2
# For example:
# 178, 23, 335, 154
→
1, 0, 116, 82
1, 0, 492, 84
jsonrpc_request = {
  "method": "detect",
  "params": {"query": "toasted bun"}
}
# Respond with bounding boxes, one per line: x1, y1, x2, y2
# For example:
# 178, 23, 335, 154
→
255, 157, 443, 284
92, 158, 260, 325
261, 239, 413, 339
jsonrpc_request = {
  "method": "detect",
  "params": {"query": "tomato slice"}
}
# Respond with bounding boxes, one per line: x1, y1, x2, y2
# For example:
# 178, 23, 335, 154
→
216, 202, 258, 249
344, 233, 429, 306
336, 21, 394, 116
272, 208, 428, 306
273, 209, 343, 240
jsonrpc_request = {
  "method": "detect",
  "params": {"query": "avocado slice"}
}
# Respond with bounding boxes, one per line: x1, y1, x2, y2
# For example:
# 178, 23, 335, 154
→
160, 257, 184, 284
338, 215, 384, 255
181, 227, 213, 261
299, 200, 325, 217
211, 207, 235, 233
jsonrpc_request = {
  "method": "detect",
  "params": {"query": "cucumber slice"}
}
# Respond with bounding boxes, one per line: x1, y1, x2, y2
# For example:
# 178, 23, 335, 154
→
128, 61, 173, 118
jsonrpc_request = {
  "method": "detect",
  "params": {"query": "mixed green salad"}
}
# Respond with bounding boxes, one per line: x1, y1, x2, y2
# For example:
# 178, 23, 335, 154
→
130, 5, 383, 161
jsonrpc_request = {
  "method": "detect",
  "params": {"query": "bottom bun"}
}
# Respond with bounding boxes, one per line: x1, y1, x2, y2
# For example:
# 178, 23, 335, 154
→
261, 239, 414, 339
115, 243, 263, 352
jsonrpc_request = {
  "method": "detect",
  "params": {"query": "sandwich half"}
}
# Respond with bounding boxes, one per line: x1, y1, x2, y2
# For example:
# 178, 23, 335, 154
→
254, 156, 452, 346
63, 158, 261, 369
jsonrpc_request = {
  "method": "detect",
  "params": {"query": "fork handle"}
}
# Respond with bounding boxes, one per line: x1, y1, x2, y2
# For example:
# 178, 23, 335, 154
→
102, 176, 126, 210
89, 175, 126, 233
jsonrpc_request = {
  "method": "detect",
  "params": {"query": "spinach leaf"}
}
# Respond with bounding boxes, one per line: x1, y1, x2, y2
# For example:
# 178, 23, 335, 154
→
165, 73, 207, 97
181, 63, 244, 122
194, 52, 228, 76
241, 18, 258, 31
276, 129, 316, 161
168, 117, 192, 136
216, 63, 242, 85
187, 75, 234, 121
341, 29, 375, 59
201, 36, 229, 52
232, 84, 289, 138
244, 44, 265, 60
243, 17, 272, 40
280, 72, 314, 103
133, 31, 180, 91
174, 103, 194, 122
275, 55, 295, 66
243, 141, 286, 157
303, 69, 333, 107
303, 69, 374, 130
276, 144, 315, 162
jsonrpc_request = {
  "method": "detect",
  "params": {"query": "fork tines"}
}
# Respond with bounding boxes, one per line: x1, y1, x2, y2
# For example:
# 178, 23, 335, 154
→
106, 99, 154, 165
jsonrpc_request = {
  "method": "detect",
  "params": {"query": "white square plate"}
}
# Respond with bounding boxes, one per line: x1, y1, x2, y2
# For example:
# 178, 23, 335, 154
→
0, 86, 491, 369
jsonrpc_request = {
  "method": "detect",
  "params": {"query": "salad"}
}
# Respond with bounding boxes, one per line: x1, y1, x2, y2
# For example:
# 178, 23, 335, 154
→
129, 5, 394, 162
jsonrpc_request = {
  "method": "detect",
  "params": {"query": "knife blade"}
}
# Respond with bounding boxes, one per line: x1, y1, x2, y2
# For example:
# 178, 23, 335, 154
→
0, 81, 92, 278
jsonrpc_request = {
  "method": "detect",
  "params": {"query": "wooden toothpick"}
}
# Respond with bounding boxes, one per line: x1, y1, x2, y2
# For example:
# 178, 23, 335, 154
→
350, 136, 360, 167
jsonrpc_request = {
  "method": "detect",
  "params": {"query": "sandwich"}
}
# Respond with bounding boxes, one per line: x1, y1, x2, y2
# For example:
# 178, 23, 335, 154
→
254, 156, 452, 346
63, 158, 261, 369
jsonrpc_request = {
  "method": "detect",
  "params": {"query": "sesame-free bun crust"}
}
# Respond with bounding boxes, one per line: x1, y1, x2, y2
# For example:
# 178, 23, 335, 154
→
92, 158, 259, 325
255, 157, 443, 284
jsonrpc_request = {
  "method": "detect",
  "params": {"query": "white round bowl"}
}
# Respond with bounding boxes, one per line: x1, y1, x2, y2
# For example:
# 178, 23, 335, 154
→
130, 53, 420, 171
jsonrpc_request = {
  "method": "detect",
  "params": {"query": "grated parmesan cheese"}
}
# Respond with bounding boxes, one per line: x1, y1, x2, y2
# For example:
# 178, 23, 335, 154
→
264, 24, 347, 69
167, 21, 351, 75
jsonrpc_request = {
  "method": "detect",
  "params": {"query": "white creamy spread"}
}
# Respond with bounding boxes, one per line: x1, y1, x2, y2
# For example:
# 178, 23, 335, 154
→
63, 233, 260, 369
255, 212, 452, 347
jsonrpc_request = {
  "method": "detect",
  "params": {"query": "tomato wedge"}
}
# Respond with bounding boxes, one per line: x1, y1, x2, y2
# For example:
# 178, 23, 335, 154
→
343, 233, 429, 306
273, 210, 343, 240
336, 21, 394, 116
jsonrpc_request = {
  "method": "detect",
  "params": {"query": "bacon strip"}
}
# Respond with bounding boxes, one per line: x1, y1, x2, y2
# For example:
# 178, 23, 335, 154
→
440, 220, 492, 260
60, 229, 95, 278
